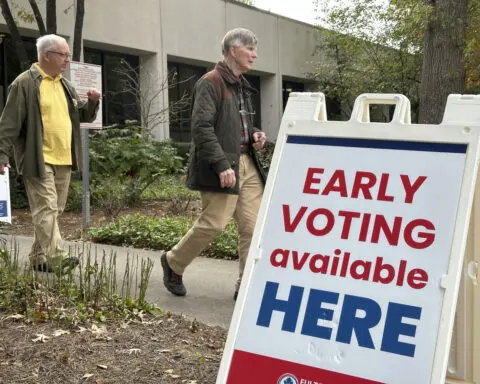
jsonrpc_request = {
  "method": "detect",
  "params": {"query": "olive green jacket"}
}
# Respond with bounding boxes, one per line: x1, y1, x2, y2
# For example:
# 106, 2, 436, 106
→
0, 64, 99, 177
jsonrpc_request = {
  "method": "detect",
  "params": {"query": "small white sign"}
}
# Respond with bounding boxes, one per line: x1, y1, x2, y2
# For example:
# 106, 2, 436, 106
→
0, 167, 11, 224
69, 61, 102, 129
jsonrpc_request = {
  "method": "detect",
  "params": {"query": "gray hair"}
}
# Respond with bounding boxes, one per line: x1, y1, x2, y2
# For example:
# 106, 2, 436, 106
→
36, 34, 68, 58
221, 28, 257, 56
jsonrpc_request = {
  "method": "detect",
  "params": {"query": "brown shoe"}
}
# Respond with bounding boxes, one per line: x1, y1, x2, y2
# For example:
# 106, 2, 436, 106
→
161, 252, 186, 296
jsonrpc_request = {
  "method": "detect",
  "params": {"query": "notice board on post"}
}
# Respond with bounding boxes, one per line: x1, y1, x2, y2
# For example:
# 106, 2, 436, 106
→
68, 61, 102, 129
217, 93, 480, 384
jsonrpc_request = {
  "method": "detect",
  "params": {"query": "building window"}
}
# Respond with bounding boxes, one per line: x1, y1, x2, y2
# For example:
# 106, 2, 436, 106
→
84, 48, 140, 125
167, 63, 263, 142
167, 62, 207, 142
0, 35, 37, 112
282, 80, 305, 110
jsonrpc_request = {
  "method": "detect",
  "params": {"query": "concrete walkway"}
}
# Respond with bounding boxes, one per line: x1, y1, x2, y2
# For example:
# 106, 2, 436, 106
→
8, 236, 238, 329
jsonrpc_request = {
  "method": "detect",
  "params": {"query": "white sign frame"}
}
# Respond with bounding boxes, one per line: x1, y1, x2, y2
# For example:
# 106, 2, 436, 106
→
69, 61, 103, 129
0, 167, 11, 224
217, 93, 480, 384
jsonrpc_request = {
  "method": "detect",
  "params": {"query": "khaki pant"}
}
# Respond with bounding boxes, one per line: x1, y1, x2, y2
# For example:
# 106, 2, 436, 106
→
23, 164, 71, 266
167, 154, 263, 289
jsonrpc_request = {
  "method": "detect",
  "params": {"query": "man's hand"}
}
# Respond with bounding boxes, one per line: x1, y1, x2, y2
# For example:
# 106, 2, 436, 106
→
0, 163, 11, 175
252, 131, 267, 150
87, 89, 101, 102
219, 168, 236, 188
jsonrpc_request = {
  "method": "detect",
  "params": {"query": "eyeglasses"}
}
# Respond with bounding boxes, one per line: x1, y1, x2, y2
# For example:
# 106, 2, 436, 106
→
48, 51, 72, 59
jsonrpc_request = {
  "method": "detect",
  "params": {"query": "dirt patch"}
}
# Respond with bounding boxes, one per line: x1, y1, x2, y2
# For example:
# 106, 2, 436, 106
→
9, 200, 202, 241
3, 201, 228, 384
0, 312, 226, 384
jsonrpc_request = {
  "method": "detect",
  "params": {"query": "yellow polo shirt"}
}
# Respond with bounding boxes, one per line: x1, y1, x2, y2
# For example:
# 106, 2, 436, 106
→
35, 63, 72, 165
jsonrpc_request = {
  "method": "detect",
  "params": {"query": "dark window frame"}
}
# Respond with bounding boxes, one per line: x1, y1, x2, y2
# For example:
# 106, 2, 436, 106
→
84, 47, 140, 125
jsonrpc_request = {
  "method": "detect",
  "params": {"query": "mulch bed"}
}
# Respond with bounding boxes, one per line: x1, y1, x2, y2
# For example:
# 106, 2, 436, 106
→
3, 202, 227, 383
0, 312, 227, 384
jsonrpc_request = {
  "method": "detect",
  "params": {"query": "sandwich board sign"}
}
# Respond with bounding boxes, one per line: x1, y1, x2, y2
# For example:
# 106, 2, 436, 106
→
0, 167, 11, 224
217, 93, 480, 384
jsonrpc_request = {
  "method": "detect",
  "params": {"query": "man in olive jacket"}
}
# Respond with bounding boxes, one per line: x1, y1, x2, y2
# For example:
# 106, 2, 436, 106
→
161, 28, 267, 300
0, 34, 100, 273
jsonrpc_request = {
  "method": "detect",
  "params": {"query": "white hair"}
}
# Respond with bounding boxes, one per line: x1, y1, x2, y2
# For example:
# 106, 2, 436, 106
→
221, 28, 257, 56
36, 34, 68, 58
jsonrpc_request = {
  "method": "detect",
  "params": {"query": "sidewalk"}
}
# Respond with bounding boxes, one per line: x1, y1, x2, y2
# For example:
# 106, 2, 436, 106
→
8, 235, 238, 329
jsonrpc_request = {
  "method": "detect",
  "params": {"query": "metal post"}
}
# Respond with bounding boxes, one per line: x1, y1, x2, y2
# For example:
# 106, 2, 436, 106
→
81, 128, 90, 230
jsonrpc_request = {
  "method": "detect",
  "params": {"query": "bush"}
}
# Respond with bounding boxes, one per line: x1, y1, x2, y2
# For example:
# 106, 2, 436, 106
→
256, 141, 276, 175
90, 177, 126, 219
88, 126, 184, 214
65, 179, 83, 212
142, 175, 199, 201
88, 214, 238, 260
9, 174, 28, 209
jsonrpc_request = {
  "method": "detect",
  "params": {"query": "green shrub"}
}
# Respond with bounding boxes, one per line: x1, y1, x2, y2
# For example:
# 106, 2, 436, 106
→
89, 128, 184, 211
88, 214, 238, 260
256, 140, 276, 175
65, 180, 83, 212
9, 175, 28, 209
90, 177, 126, 219
142, 175, 199, 201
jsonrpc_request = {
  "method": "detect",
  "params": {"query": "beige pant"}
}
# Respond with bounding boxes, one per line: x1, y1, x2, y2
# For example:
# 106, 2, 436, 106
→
167, 154, 263, 289
23, 164, 71, 265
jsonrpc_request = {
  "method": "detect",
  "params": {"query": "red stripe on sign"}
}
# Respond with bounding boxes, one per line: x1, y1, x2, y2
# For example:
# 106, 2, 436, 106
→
226, 350, 384, 384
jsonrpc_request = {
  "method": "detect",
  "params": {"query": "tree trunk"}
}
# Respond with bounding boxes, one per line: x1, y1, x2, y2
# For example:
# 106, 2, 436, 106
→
0, 0, 30, 71
46, 0, 56, 34
28, 0, 47, 35
418, 0, 468, 124
72, 0, 85, 62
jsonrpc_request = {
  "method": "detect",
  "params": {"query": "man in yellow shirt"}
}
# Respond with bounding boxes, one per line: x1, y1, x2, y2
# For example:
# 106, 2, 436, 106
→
0, 34, 100, 273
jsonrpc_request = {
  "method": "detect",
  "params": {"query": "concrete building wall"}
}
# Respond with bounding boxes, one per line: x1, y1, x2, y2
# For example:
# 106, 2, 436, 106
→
0, 0, 320, 140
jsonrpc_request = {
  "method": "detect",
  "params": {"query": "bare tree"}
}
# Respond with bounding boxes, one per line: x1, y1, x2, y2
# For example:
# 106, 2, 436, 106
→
72, 0, 85, 61
27, 0, 46, 35
112, 60, 191, 140
0, 0, 29, 71
46, 0, 56, 34
418, 0, 469, 124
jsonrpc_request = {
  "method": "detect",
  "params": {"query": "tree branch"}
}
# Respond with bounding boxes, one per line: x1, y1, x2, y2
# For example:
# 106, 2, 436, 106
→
0, 0, 30, 70
72, 0, 84, 61
46, 0, 56, 34
28, 0, 47, 35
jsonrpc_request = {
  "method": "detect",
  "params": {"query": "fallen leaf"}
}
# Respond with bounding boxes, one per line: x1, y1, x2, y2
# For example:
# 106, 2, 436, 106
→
6, 314, 24, 320
97, 364, 108, 370
91, 324, 107, 335
32, 334, 50, 343
169, 374, 181, 378
76, 326, 87, 333
82, 373, 94, 380
53, 329, 70, 337
164, 369, 174, 374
